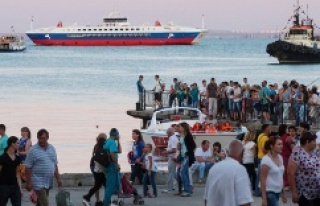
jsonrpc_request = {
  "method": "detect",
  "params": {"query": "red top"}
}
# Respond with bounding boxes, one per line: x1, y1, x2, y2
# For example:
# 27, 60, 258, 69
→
281, 134, 294, 158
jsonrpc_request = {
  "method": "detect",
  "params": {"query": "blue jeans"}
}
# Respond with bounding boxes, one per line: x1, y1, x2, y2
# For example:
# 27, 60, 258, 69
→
191, 162, 213, 179
228, 99, 234, 112
266, 191, 280, 206
254, 159, 261, 197
176, 167, 182, 193
192, 101, 198, 108
103, 163, 120, 206
180, 156, 191, 193
143, 171, 157, 197
299, 104, 308, 123
295, 103, 303, 125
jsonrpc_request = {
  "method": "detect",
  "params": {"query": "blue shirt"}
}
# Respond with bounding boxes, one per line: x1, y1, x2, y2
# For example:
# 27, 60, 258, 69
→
137, 80, 144, 93
260, 87, 270, 104
132, 141, 144, 162
190, 88, 199, 102
0, 134, 9, 156
25, 144, 58, 190
103, 138, 118, 160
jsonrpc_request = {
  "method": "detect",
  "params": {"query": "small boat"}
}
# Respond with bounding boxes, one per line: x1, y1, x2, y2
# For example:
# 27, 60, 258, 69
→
26, 11, 208, 46
266, 1, 320, 63
140, 107, 246, 150
0, 35, 26, 52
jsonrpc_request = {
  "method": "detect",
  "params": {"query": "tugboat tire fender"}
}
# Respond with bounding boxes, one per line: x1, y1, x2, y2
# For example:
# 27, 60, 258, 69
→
283, 44, 289, 50
291, 45, 296, 51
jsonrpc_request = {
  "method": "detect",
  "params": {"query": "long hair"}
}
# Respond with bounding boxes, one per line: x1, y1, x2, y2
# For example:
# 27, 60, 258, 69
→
21, 127, 31, 139
94, 133, 107, 154
180, 122, 192, 137
4, 136, 19, 153
278, 124, 287, 137
132, 129, 144, 144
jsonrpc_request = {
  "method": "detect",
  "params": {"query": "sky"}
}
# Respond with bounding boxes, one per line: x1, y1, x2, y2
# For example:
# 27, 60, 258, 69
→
1, 0, 320, 33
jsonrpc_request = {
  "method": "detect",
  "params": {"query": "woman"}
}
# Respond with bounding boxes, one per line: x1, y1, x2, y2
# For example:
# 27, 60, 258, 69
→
0, 136, 22, 206
308, 86, 320, 128
130, 129, 145, 185
179, 122, 196, 197
288, 132, 320, 205
278, 124, 294, 188
18, 127, 32, 182
242, 131, 256, 191
83, 133, 107, 206
260, 137, 287, 206
212, 141, 226, 162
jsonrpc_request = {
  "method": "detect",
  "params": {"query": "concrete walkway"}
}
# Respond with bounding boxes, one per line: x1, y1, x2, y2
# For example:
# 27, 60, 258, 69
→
15, 185, 295, 206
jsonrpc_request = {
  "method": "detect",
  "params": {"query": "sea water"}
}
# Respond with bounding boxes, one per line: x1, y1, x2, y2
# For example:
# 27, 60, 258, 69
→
0, 37, 319, 173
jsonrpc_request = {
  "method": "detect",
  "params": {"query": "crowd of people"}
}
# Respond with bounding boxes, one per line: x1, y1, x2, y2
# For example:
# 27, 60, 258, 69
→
1, 122, 320, 206
137, 75, 320, 127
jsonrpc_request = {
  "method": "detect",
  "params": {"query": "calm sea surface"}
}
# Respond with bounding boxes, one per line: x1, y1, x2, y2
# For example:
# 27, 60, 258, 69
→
0, 37, 319, 173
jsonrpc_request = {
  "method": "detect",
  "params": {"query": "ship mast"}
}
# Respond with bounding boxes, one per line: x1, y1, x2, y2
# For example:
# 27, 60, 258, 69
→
293, 0, 300, 26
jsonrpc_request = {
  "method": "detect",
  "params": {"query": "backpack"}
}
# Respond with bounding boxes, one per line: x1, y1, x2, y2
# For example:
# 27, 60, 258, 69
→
93, 148, 112, 167
55, 189, 74, 206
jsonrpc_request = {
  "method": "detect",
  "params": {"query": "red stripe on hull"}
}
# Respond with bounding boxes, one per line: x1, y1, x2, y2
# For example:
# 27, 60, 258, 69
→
31, 38, 195, 46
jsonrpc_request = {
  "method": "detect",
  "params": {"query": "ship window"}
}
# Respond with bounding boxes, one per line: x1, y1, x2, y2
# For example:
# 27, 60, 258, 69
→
115, 29, 118, 31
131, 28, 134, 31
125, 28, 129, 31
136, 28, 140, 31
99, 29, 102, 31
120, 29, 123, 31
110, 29, 113, 31
94, 29, 97, 31
104, 29, 107, 31
88, 29, 92, 31
83, 29, 86, 31
289, 29, 307, 35
78, 29, 81, 31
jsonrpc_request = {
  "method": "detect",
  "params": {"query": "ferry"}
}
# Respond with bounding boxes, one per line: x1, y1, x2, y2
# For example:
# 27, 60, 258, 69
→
26, 12, 208, 46
0, 35, 26, 52
266, 0, 320, 63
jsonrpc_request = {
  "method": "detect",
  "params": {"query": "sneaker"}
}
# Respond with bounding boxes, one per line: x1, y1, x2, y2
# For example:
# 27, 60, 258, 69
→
82, 195, 90, 206
180, 192, 191, 197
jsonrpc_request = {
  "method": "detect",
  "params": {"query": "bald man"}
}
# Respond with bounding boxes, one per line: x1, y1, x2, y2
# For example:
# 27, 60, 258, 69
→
204, 140, 253, 206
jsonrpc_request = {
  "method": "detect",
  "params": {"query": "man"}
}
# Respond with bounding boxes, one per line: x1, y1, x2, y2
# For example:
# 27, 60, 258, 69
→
25, 129, 62, 206
200, 80, 207, 97
207, 78, 218, 120
204, 140, 253, 206
259, 81, 271, 123
298, 122, 310, 135
0, 124, 9, 156
233, 82, 242, 121
169, 78, 180, 107
226, 81, 235, 120
255, 124, 271, 197
162, 128, 179, 193
103, 128, 121, 206
243, 77, 250, 88
136, 75, 144, 110
153, 75, 163, 109
191, 140, 214, 183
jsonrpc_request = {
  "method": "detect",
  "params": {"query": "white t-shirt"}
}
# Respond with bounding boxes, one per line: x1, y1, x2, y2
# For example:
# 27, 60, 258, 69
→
233, 87, 242, 102
144, 153, 157, 172
311, 94, 320, 105
227, 86, 234, 99
200, 86, 207, 95
194, 147, 212, 163
154, 80, 162, 93
242, 141, 255, 164
204, 157, 253, 206
167, 134, 179, 157
260, 155, 284, 193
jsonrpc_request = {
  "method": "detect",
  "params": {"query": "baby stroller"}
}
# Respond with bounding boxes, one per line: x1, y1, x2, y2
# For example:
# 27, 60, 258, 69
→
111, 174, 144, 206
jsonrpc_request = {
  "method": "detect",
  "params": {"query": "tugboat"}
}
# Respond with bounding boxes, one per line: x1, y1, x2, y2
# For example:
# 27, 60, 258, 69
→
266, 0, 320, 63
0, 35, 26, 52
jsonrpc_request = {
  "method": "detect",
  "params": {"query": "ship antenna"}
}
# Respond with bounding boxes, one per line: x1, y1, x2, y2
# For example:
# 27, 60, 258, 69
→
294, 0, 300, 26
30, 16, 34, 30
202, 14, 205, 29
306, 4, 309, 19
11, 26, 15, 33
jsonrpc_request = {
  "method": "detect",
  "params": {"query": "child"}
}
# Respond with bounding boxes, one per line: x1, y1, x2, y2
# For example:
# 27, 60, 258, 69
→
172, 143, 182, 195
142, 144, 157, 198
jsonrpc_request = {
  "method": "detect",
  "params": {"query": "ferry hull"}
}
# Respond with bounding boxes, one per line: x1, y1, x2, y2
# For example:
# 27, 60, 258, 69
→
26, 32, 203, 46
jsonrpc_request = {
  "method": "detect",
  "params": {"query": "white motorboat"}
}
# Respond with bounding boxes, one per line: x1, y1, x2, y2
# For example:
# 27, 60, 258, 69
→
140, 107, 247, 150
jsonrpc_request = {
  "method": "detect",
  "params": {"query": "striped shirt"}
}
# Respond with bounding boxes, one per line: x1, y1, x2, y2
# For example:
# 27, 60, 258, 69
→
25, 143, 58, 190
